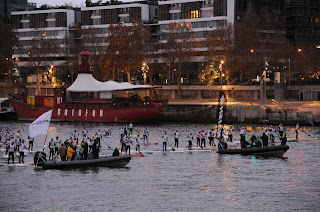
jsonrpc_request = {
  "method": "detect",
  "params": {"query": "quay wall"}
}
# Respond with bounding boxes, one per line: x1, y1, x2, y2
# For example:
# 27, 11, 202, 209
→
162, 104, 319, 126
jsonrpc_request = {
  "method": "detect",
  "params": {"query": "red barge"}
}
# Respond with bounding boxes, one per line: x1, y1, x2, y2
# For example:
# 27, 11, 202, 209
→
8, 49, 162, 122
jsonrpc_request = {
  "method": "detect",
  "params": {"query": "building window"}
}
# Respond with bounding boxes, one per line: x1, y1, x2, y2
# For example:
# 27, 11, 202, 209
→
191, 10, 200, 19
120, 16, 129, 23
170, 12, 181, 20
47, 21, 55, 27
22, 22, 30, 29
93, 18, 101, 25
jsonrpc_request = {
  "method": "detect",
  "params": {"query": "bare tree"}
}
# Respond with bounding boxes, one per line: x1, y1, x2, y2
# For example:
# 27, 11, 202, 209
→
27, 30, 60, 95
202, 24, 234, 85
162, 22, 196, 98
100, 21, 146, 83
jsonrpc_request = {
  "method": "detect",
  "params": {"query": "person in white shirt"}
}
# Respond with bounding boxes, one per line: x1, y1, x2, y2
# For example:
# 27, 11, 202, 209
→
8, 141, 15, 164
19, 140, 28, 163
187, 133, 194, 149
162, 132, 168, 151
125, 136, 131, 155
82, 127, 88, 137
120, 134, 126, 153
14, 135, 20, 152
120, 127, 125, 138
128, 122, 133, 135
96, 129, 102, 147
28, 135, 34, 151
174, 130, 179, 148
262, 125, 267, 134
279, 123, 284, 138
208, 129, 215, 146
240, 127, 246, 148
88, 136, 94, 152
269, 126, 276, 143
48, 139, 55, 160
200, 130, 207, 148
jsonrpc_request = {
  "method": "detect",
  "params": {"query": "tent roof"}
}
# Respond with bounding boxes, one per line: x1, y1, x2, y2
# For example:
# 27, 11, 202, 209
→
66, 73, 153, 92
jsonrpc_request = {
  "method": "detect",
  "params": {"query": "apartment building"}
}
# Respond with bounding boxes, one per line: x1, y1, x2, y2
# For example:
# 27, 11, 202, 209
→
157, 0, 235, 83
80, 2, 158, 54
11, 9, 75, 77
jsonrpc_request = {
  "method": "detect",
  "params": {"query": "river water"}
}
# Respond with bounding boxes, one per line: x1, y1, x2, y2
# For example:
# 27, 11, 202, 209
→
0, 121, 319, 212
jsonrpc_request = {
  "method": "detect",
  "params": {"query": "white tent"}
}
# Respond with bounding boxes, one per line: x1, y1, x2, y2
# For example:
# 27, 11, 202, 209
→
66, 73, 153, 93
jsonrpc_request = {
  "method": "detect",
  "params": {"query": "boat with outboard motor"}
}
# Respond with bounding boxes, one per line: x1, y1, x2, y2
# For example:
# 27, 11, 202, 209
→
34, 151, 131, 169
217, 144, 289, 157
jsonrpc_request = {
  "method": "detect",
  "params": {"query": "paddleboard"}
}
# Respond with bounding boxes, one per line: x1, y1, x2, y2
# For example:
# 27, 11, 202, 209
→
130, 153, 144, 157
2, 163, 29, 167
143, 142, 158, 146
140, 150, 153, 154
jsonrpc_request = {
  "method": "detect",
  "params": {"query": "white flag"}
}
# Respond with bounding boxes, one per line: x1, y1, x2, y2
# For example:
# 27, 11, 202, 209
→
29, 110, 53, 137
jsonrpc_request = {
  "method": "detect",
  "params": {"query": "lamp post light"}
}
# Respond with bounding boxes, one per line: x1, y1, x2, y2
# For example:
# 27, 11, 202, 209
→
141, 62, 149, 85
219, 60, 225, 91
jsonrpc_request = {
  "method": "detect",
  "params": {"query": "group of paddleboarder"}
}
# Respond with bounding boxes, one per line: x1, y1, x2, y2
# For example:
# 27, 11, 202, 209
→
0, 122, 302, 163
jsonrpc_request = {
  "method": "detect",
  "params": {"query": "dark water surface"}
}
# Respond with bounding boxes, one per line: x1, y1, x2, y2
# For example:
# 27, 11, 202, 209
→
0, 121, 319, 212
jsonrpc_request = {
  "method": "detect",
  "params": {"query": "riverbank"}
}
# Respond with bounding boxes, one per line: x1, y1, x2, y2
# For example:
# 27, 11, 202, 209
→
163, 99, 320, 126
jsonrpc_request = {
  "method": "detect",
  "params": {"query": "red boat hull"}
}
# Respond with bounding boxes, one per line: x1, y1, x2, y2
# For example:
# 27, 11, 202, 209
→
8, 95, 162, 122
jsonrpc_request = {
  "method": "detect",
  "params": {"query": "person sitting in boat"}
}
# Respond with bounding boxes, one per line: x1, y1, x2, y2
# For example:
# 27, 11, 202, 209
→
281, 134, 287, 145
58, 143, 67, 161
112, 148, 120, 156
249, 134, 256, 147
260, 133, 269, 147
218, 137, 228, 150
91, 139, 100, 159
67, 144, 75, 161
250, 134, 262, 147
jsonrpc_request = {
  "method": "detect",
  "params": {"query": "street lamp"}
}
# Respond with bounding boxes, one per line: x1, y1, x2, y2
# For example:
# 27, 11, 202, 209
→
219, 60, 225, 91
141, 62, 149, 85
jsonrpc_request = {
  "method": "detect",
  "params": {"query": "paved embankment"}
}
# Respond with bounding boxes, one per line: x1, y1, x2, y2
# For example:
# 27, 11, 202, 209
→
162, 100, 320, 125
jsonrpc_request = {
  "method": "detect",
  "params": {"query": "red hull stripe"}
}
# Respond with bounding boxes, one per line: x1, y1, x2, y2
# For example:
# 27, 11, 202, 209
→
8, 96, 163, 122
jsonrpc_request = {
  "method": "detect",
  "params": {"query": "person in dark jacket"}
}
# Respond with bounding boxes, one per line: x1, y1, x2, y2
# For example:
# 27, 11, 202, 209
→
91, 139, 100, 159
58, 143, 67, 161
281, 134, 287, 145
261, 133, 269, 147
112, 148, 120, 156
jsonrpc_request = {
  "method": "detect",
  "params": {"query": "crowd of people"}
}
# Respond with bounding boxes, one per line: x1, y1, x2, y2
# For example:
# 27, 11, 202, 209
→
0, 122, 300, 163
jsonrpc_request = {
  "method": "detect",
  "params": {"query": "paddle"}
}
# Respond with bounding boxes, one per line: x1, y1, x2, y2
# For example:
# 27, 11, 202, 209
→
167, 141, 175, 151
101, 137, 112, 149
130, 142, 142, 154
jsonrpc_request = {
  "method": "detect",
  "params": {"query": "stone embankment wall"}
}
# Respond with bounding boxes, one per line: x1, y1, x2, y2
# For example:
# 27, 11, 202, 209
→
162, 104, 319, 126
162, 104, 266, 123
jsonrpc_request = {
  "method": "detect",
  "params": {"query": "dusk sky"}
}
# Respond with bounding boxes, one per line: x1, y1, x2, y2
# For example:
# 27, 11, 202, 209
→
31, 0, 132, 7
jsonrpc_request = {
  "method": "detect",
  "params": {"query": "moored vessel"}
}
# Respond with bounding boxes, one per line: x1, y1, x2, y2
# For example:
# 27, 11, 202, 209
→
8, 49, 162, 122
217, 144, 290, 157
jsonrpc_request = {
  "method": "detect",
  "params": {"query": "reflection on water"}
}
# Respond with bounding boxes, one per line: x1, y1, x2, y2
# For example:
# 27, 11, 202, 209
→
0, 121, 319, 211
